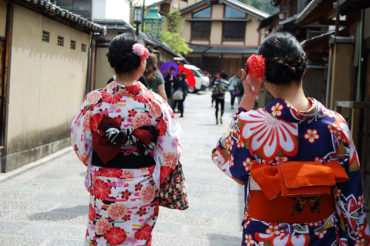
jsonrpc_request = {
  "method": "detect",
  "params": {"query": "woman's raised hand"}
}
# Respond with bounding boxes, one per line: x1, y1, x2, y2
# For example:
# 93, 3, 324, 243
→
241, 69, 262, 99
238, 69, 262, 111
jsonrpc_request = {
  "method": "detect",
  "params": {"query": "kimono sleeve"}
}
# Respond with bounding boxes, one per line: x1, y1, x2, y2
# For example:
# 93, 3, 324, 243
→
333, 121, 370, 244
70, 94, 93, 166
152, 99, 182, 188
211, 108, 255, 184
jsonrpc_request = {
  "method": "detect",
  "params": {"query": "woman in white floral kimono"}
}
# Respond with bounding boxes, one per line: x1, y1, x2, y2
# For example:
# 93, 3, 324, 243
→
71, 33, 181, 246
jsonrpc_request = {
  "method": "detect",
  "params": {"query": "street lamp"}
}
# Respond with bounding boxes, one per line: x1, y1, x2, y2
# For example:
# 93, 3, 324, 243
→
133, 6, 142, 35
144, 4, 164, 38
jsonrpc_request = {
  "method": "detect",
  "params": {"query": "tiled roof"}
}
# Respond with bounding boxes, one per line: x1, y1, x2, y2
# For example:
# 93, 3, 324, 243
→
181, 0, 269, 19
143, 32, 179, 56
219, 0, 269, 19
14, 0, 104, 33
295, 0, 324, 24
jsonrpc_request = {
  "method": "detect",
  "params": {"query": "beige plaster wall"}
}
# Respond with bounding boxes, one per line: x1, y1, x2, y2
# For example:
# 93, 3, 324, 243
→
245, 17, 259, 46
210, 22, 222, 44
6, 5, 90, 154
212, 5, 223, 19
191, 40, 209, 45
179, 17, 191, 43
223, 41, 244, 46
0, 0, 6, 37
95, 47, 113, 89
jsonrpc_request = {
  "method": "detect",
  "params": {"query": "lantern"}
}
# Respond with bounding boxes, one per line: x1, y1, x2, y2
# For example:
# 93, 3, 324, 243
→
133, 6, 143, 35
144, 4, 164, 37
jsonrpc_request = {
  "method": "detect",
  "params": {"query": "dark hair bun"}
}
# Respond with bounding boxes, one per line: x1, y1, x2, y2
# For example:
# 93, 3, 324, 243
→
258, 32, 307, 85
106, 33, 142, 74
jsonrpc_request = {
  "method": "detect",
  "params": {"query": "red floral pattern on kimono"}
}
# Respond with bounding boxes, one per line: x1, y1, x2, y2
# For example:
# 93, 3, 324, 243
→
71, 81, 181, 245
212, 98, 370, 246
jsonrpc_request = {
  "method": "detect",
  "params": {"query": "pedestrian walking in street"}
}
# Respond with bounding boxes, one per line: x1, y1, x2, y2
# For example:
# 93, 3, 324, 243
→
211, 71, 229, 124
211, 32, 370, 245
164, 67, 177, 108
228, 73, 240, 109
144, 53, 168, 101
172, 72, 188, 118
71, 33, 182, 246
210, 72, 219, 107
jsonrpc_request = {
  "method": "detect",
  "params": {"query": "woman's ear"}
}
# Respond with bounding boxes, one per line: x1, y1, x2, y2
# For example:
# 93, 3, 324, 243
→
141, 59, 147, 69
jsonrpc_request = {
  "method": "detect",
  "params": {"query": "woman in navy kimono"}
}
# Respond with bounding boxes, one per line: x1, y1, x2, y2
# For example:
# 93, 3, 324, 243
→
212, 32, 369, 245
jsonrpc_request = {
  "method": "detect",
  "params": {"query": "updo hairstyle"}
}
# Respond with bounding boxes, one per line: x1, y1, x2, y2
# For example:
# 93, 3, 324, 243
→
106, 33, 143, 74
258, 32, 307, 85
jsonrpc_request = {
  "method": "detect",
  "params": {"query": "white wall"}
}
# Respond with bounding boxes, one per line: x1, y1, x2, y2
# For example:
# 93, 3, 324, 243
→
93, 0, 131, 23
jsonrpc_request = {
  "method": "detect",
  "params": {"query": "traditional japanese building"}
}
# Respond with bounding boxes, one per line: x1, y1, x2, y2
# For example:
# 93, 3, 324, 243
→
157, 0, 269, 75
0, 0, 103, 172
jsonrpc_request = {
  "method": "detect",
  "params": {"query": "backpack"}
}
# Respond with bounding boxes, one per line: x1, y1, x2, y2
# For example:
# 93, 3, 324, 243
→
212, 79, 227, 97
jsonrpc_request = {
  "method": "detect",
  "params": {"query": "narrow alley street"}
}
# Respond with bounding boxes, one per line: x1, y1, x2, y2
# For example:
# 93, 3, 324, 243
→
0, 90, 245, 246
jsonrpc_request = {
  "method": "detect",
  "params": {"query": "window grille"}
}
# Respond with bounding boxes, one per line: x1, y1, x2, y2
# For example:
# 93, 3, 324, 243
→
57, 36, 64, 46
70, 40, 76, 49
42, 31, 50, 42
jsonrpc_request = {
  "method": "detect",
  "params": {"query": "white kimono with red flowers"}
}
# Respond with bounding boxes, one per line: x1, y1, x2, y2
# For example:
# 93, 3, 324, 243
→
71, 81, 181, 245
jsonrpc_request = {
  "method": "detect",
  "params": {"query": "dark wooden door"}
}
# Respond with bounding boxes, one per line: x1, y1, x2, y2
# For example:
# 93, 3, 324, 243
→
0, 40, 4, 146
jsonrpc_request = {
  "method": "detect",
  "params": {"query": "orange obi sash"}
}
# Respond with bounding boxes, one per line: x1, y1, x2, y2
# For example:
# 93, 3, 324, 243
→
247, 161, 349, 223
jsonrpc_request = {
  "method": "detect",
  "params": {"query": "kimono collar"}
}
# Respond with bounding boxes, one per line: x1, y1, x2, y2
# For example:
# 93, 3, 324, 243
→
105, 81, 145, 96
265, 97, 323, 123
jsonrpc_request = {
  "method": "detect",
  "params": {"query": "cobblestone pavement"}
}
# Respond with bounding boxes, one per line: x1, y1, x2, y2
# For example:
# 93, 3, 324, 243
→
0, 90, 245, 246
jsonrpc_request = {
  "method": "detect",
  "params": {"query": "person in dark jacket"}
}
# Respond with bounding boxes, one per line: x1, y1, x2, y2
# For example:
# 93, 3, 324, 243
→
164, 67, 177, 108
173, 72, 188, 117
212, 71, 229, 124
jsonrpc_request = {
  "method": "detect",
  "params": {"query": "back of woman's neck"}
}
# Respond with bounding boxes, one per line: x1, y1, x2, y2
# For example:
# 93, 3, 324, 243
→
116, 73, 138, 86
276, 84, 310, 112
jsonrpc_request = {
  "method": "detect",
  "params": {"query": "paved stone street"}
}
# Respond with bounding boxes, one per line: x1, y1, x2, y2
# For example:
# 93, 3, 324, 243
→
0, 90, 245, 246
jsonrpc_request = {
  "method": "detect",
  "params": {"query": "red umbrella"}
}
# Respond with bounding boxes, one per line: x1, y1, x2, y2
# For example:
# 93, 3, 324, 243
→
178, 65, 196, 88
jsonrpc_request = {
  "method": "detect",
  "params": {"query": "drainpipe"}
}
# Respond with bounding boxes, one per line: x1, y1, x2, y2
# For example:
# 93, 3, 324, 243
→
89, 35, 96, 92
356, 9, 364, 102
325, 36, 334, 108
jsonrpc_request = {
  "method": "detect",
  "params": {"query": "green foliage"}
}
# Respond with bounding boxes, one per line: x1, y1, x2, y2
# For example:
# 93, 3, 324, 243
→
167, 10, 183, 32
241, 0, 278, 14
160, 31, 192, 55
159, 9, 191, 55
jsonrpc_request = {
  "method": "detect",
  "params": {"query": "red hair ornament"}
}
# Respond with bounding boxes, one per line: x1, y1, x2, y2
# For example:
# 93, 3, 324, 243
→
244, 54, 265, 79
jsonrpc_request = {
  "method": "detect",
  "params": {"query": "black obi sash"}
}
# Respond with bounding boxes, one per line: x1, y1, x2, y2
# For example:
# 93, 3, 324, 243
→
92, 150, 155, 169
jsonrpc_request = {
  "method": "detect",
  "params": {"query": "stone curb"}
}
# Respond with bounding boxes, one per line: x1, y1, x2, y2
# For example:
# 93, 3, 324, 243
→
0, 146, 73, 183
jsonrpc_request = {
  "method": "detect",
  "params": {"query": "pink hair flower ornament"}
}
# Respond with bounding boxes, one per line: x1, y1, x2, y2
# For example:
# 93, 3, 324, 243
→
244, 54, 265, 79
132, 43, 150, 60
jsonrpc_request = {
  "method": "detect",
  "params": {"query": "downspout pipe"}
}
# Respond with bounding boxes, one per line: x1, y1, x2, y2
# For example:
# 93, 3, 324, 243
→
89, 34, 96, 92
325, 40, 333, 108
88, 26, 106, 92
356, 9, 365, 102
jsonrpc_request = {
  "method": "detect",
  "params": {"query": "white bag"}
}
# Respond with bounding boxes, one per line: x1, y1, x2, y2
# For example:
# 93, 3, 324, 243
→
172, 89, 184, 100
